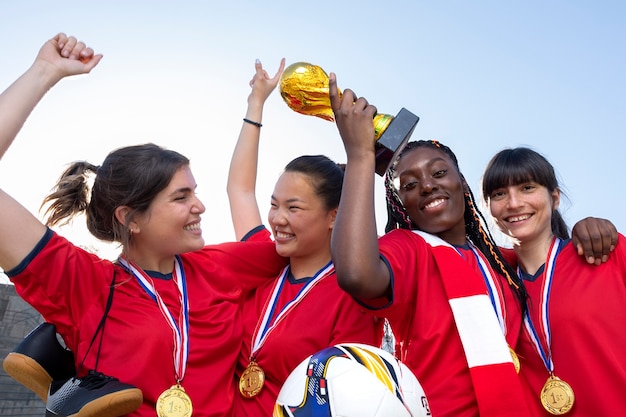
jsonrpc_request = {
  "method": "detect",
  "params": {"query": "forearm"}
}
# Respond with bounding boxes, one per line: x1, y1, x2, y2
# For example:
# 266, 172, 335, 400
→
0, 62, 61, 159
332, 152, 389, 298
0, 63, 61, 267
227, 99, 264, 240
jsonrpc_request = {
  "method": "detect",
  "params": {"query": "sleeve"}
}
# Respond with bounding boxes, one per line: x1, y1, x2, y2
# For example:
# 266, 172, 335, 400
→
8, 230, 115, 337
242, 225, 272, 242
189, 239, 288, 294
353, 230, 428, 321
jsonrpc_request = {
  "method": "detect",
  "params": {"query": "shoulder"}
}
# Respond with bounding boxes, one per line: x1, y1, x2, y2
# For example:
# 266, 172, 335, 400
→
241, 225, 272, 242
379, 228, 430, 247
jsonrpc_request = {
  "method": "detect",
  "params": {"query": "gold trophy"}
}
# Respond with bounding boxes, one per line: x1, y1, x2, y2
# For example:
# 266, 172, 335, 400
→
279, 62, 420, 176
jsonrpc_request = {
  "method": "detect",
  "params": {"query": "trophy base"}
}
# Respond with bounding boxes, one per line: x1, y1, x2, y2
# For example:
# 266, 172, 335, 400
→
375, 108, 420, 176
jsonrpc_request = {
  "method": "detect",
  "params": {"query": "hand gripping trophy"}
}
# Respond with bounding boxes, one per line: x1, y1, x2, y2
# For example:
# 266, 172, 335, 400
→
279, 62, 420, 175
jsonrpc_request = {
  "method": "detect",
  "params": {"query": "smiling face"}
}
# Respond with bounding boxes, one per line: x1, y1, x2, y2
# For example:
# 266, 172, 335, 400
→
268, 171, 335, 262
482, 147, 564, 247
128, 165, 206, 270
487, 182, 559, 245
394, 146, 467, 245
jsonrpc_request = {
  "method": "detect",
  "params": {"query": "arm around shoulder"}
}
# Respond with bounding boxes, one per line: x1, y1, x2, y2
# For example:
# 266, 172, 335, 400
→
571, 216, 619, 265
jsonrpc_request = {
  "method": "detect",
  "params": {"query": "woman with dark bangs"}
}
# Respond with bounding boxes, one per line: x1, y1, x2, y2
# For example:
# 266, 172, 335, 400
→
482, 147, 625, 416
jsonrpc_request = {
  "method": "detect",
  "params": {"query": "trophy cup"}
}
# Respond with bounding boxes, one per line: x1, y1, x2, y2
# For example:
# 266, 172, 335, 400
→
279, 62, 420, 176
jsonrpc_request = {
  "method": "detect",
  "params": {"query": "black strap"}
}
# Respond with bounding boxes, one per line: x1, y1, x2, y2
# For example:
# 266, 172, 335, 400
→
77, 271, 117, 374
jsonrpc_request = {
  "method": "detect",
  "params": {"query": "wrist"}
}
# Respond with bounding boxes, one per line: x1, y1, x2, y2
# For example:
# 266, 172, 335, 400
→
29, 61, 64, 89
243, 118, 262, 128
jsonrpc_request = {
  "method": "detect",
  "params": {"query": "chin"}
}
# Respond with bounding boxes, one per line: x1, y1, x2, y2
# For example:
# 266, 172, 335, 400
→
187, 239, 205, 252
274, 244, 293, 258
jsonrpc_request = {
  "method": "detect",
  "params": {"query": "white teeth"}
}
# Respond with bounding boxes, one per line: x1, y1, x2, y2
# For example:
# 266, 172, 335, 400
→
275, 231, 293, 239
507, 214, 531, 223
424, 198, 445, 209
184, 223, 200, 231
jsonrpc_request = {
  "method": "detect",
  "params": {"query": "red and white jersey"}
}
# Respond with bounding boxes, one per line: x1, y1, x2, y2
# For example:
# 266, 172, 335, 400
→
235, 227, 383, 416
8, 228, 287, 417
507, 235, 626, 416
363, 229, 528, 417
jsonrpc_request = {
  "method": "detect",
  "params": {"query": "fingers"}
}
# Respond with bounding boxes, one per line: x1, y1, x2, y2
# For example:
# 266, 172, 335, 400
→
249, 59, 263, 87
60, 37, 79, 58
329, 72, 340, 111
571, 217, 618, 264
78, 47, 95, 63
53, 32, 97, 61
251, 57, 285, 87
329, 73, 378, 121
367, 102, 378, 118
329, 73, 356, 113
53, 32, 70, 49
271, 58, 286, 81
41, 33, 102, 76
82, 54, 103, 71
247, 57, 285, 105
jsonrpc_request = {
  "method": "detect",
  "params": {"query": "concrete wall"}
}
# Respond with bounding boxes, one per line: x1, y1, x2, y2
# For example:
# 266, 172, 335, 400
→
0, 284, 45, 416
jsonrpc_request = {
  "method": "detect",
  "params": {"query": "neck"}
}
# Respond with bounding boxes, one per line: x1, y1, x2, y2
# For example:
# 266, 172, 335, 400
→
123, 246, 175, 274
513, 231, 555, 276
288, 250, 332, 279
436, 229, 467, 247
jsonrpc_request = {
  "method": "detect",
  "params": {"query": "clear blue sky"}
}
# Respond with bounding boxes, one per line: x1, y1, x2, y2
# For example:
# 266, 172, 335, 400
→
1, 1, 625, 282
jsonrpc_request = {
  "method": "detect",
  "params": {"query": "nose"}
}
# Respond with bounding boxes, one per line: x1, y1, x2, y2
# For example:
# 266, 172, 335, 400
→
192, 195, 206, 214
505, 190, 522, 208
420, 180, 437, 195
269, 206, 287, 226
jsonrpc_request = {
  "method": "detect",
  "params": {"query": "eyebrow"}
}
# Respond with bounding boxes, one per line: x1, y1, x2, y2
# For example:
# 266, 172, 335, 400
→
399, 156, 448, 175
270, 195, 304, 203
170, 186, 196, 195
427, 157, 448, 166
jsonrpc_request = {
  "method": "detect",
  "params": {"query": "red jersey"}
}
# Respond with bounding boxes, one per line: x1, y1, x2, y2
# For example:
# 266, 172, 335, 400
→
506, 236, 626, 416
8, 229, 287, 417
367, 229, 527, 417
235, 228, 383, 416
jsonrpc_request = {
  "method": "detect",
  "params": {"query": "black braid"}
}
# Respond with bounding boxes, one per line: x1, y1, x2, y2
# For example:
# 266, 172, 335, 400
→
384, 140, 528, 314
384, 170, 413, 232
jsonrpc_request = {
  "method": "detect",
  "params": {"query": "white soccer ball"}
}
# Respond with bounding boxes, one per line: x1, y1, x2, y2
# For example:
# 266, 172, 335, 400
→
273, 343, 431, 417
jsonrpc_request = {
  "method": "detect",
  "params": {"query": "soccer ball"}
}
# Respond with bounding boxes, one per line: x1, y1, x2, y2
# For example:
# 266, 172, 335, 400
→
273, 343, 431, 417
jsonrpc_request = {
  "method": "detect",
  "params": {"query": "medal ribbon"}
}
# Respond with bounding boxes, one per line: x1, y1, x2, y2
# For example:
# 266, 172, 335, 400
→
520, 237, 561, 373
459, 245, 507, 335
119, 256, 189, 382
250, 261, 334, 357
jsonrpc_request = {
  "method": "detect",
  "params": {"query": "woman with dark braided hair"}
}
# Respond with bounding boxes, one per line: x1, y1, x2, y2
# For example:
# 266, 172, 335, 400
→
384, 140, 529, 310
328, 71, 532, 416
327, 72, 613, 417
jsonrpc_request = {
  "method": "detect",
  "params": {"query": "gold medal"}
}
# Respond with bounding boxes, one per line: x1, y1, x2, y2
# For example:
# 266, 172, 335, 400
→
540, 375, 575, 415
156, 384, 193, 417
509, 346, 521, 373
239, 361, 265, 398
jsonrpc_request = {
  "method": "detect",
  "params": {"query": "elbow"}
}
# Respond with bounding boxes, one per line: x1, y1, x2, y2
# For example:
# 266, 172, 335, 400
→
225, 182, 236, 199
334, 263, 386, 300
335, 269, 365, 295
